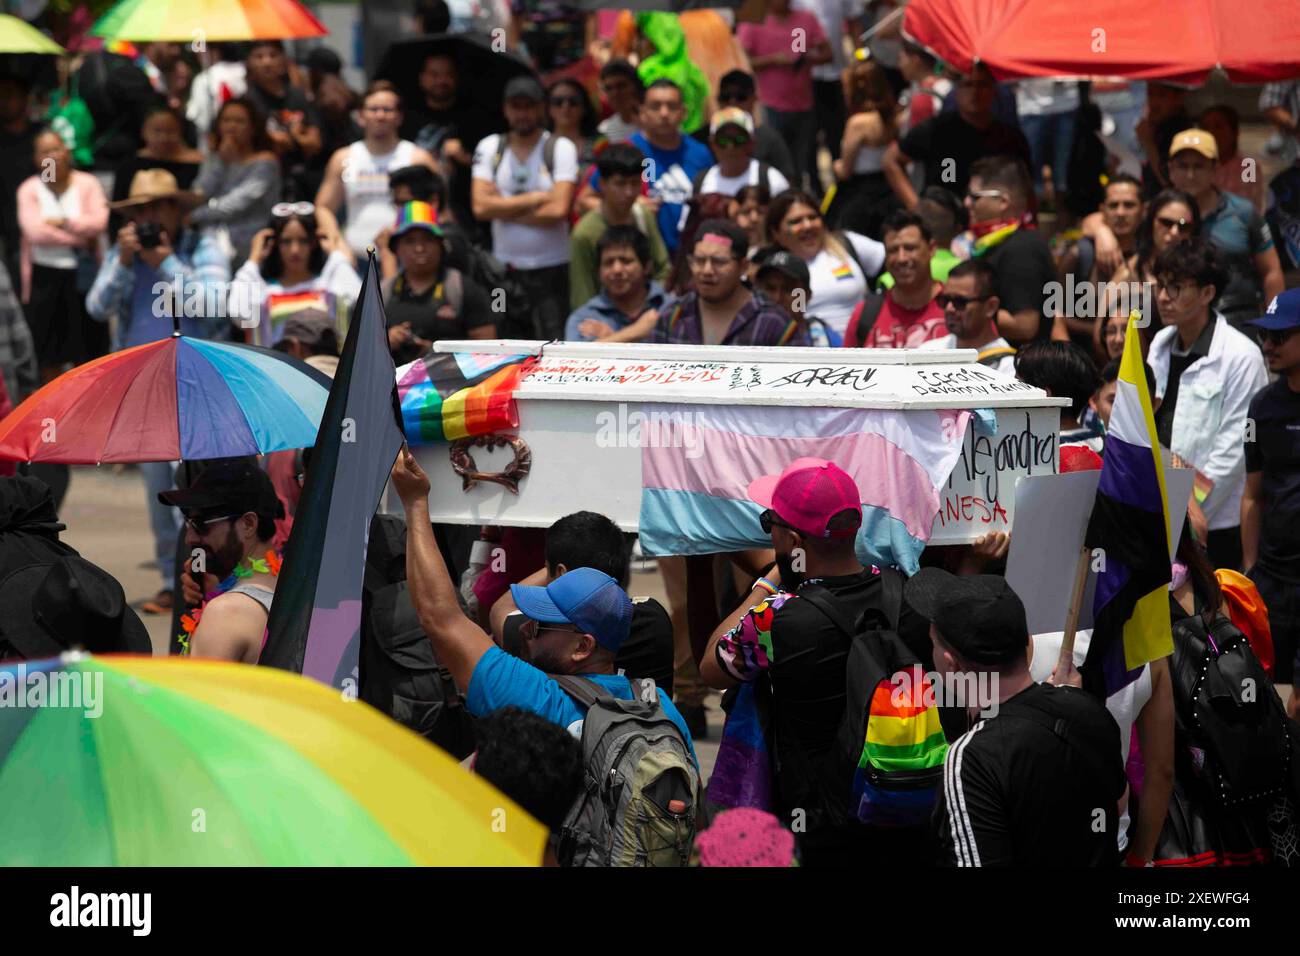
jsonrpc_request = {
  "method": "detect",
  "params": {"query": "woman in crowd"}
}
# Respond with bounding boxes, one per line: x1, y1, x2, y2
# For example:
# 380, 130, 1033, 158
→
17, 129, 110, 383
825, 59, 900, 239
232, 203, 360, 348
764, 189, 885, 344
189, 97, 282, 263
727, 183, 772, 272
547, 77, 599, 165
110, 107, 204, 233
1104, 189, 1201, 352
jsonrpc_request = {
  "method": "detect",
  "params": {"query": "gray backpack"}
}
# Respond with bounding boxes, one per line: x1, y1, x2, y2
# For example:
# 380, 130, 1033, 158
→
551, 675, 700, 867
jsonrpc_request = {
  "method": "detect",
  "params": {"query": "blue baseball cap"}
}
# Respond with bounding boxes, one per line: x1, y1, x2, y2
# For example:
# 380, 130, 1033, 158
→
510, 567, 633, 653
1246, 288, 1300, 331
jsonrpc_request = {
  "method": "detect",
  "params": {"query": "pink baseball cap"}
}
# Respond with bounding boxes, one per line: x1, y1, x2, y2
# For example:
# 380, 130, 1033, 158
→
747, 457, 862, 539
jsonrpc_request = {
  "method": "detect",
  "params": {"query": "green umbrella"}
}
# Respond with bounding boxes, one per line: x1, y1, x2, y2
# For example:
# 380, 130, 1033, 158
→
0, 14, 65, 54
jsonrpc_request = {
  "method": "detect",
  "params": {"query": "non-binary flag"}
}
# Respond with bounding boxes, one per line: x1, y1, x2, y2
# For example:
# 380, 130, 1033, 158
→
1083, 312, 1174, 695
396, 351, 530, 443
260, 255, 405, 689
637, 403, 972, 573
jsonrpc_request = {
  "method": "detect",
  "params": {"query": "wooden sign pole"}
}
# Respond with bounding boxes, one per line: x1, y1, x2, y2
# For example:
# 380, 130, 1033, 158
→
1055, 545, 1091, 685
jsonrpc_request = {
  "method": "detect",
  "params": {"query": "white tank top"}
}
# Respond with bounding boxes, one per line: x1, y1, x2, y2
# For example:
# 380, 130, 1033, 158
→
853, 143, 887, 175
343, 139, 417, 258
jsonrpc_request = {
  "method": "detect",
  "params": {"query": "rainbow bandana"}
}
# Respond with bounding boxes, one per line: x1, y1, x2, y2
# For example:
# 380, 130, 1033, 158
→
389, 201, 444, 249
972, 214, 1034, 257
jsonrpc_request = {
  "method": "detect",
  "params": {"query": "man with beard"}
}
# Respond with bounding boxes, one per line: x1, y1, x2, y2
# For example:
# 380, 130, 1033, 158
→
471, 76, 579, 340
162, 460, 285, 663
699, 458, 931, 866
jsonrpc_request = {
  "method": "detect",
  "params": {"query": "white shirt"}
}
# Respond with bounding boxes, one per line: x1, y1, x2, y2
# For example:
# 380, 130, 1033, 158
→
342, 140, 418, 260
1148, 313, 1270, 531
696, 160, 790, 198
805, 231, 885, 337
231, 250, 362, 346
472, 132, 579, 270
1030, 629, 1152, 852
918, 334, 1017, 376
32, 181, 81, 270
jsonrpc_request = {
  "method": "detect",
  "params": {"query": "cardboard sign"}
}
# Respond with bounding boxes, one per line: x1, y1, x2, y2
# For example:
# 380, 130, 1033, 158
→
1006, 469, 1195, 635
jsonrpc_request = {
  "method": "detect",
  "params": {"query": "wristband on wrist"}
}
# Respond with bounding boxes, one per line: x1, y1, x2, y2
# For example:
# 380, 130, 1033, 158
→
753, 576, 777, 596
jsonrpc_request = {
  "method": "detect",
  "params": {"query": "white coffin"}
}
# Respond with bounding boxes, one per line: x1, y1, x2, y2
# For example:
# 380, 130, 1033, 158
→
405, 341, 1069, 549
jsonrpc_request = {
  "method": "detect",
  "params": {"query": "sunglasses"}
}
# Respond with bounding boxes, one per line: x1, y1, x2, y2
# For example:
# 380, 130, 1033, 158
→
550, 96, 583, 108
1155, 215, 1190, 231
714, 135, 750, 149
272, 201, 315, 218
183, 513, 239, 535
519, 618, 580, 641
758, 509, 799, 535
1259, 327, 1300, 346
936, 292, 991, 310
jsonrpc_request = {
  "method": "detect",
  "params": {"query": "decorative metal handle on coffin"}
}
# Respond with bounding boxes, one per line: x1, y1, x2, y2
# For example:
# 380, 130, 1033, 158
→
449, 435, 532, 494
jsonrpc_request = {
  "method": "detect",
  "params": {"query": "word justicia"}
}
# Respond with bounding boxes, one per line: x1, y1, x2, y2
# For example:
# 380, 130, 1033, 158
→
49, 886, 151, 937
150, 274, 266, 326
0, 663, 103, 718
890, 669, 1001, 718
595, 405, 706, 460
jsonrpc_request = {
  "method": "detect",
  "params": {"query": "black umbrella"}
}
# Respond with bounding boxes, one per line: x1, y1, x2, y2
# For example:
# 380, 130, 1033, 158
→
374, 31, 536, 129
570, 0, 742, 9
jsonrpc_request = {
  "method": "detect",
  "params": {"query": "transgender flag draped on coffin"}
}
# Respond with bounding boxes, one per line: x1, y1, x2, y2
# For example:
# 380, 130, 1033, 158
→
637, 404, 972, 573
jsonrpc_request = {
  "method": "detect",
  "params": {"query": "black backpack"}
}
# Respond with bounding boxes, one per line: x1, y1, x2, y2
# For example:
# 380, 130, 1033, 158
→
1171, 612, 1300, 808
798, 571, 949, 828
358, 515, 477, 759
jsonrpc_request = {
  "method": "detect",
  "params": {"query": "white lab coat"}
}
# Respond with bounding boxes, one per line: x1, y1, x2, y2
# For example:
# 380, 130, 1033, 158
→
1149, 313, 1268, 531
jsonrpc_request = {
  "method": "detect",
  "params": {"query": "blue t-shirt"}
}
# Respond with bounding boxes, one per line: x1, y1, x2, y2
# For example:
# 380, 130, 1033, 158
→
626, 132, 714, 254
467, 645, 697, 760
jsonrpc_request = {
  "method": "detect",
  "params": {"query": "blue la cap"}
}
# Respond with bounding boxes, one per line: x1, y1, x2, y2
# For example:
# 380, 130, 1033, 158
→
1246, 288, 1300, 331
510, 567, 633, 653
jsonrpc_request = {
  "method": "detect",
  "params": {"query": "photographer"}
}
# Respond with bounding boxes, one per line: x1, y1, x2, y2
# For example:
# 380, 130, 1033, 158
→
85, 167, 232, 616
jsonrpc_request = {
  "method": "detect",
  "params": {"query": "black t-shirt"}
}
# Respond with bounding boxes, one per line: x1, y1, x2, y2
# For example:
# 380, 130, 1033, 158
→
246, 82, 320, 199
898, 112, 1032, 201
1245, 379, 1300, 579
385, 267, 495, 365
933, 682, 1125, 866
764, 570, 930, 824
1154, 316, 1215, 449
501, 597, 675, 696
402, 103, 497, 230
980, 228, 1060, 342
0, 122, 39, 267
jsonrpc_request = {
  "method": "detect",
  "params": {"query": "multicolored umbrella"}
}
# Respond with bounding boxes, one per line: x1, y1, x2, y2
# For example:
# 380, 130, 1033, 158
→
0, 336, 330, 464
0, 14, 66, 54
0, 654, 545, 865
91, 0, 327, 43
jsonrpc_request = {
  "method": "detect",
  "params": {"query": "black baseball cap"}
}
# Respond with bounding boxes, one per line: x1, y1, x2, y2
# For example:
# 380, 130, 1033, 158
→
158, 459, 285, 521
756, 249, 811, 289
903, 568, 1030, 665
503, 75, 545, 103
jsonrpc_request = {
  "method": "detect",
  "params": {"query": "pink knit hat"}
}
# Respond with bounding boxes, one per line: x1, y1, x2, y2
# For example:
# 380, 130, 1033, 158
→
695, 808, 796, 867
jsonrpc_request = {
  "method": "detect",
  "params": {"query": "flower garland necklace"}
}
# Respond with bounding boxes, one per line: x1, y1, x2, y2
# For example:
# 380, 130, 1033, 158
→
178, 550, 282, 655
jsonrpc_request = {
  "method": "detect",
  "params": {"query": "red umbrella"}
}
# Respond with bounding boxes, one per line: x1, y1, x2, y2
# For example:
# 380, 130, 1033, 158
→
903, 0, 1300, 83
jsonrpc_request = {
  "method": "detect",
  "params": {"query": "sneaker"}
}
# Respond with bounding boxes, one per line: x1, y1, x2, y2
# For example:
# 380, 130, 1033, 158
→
678, 703, 709, 741
139, 588, 174, 615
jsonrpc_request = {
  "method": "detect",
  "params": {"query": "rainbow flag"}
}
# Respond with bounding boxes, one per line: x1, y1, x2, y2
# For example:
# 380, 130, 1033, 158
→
638, 403, 972, 573
396, 352, 530, 443
862, 667, 947, 774
831, 262, 854, 280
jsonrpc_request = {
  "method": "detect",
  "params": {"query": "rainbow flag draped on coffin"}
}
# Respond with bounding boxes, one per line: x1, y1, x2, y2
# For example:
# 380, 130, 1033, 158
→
396, 352, 531, 443
637, 403, 973, 573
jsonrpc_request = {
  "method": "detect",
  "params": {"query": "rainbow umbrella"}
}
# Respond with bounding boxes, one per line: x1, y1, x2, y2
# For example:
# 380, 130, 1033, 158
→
0, 654, 545, 865
0, 14, 66, 54
92, 0, 327, 42
0, 336, 330, 464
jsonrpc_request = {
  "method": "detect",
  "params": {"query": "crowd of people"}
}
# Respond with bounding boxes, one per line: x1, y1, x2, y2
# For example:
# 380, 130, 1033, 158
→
1, 1, 1299, 869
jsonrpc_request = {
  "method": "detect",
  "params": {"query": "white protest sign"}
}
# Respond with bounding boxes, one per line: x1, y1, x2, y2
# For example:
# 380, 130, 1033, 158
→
1006, 468, 1195, 635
